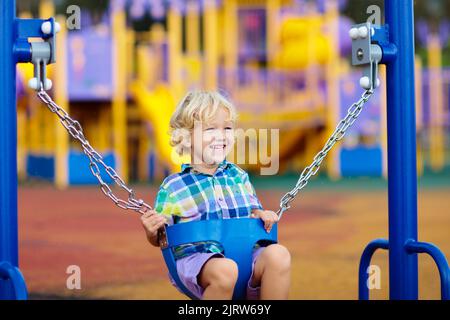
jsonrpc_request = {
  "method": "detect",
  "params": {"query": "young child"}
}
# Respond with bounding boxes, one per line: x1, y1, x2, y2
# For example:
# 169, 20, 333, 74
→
141, 91, 291, 300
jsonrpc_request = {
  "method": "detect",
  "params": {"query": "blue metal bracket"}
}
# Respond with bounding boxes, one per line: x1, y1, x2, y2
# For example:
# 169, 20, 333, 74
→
370, 25, 389, 45
371, 25, 397, 64
13, 17, 58, 90
14, 17, 57, 62
0, 261, 28, 300
15, 18, 55, 39
405, 240, 450, 300
358, 239, 389, 300
359, 239, 450, 300
350, 22, 383, 89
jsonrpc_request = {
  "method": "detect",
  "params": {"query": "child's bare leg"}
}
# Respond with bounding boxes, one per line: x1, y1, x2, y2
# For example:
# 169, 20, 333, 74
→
250, 244, 291, 299
198, 257, 238, 300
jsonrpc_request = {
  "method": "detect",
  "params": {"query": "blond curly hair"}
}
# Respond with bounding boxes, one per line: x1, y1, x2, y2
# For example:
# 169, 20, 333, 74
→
169, 90, 237, 156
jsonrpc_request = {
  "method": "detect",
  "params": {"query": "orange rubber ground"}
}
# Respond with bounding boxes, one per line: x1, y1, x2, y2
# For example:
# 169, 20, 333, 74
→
18, 185, 450, 299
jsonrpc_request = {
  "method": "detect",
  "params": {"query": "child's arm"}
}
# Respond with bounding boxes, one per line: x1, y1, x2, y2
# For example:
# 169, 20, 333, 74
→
141, 210, 166, 247
251, 209, 278, 233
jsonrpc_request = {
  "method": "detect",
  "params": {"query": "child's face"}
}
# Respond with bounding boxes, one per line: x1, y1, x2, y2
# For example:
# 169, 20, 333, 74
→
191, 106, 235, 166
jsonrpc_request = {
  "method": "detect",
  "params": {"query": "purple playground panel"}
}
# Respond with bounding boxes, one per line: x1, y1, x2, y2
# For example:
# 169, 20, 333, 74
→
67, 29, 113, 101
422, 68, 450, 127
26, 27, 118, 184
238, 8, 267, 63
442, 68, 450, 127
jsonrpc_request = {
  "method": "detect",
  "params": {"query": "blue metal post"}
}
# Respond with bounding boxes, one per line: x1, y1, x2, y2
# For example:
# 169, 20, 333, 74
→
0, 0, 57, 299
358, 239, 389, 300
0, 0, 21, 299
385, 0, 418, 299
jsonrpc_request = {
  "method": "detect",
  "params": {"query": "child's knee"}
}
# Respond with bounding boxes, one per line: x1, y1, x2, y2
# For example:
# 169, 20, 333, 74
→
202, 258, 238, 290
263, 244, 291, 270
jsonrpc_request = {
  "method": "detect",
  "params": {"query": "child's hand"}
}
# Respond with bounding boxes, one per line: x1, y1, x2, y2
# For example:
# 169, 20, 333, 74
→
251, 210, 278, 233
141, 210, 167, 238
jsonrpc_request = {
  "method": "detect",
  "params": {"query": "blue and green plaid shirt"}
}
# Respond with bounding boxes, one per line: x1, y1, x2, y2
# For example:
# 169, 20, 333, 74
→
154, 159, 263, 260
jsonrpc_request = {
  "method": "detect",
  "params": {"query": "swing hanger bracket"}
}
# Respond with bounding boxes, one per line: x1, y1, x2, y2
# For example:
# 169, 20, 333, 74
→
349, 22, 397, 90
14, 17, 60, 91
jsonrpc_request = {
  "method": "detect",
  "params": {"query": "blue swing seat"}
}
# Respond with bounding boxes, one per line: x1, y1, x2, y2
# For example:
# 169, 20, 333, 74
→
160, 218, 278, 300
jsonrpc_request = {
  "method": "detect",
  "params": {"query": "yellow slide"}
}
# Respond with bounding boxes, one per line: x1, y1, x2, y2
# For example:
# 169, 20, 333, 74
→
130, 80, 189, 174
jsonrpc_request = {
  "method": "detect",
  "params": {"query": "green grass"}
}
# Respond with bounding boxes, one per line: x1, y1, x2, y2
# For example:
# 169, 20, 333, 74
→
250, 167, 450, 191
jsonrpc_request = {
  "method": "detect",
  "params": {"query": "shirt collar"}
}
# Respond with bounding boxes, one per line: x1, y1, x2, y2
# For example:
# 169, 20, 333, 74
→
181, 159, 230, 175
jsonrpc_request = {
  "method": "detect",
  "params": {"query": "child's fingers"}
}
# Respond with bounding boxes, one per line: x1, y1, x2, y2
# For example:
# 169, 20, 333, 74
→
142, 215, 165, 231
262, 212, 278, 233
150, 220, 166, 234
142, 212, 161, 223
146, 220, 165, 234
157, 220, 166, 229
141, 210, 156, 221
149, 216, 165, 226
157, 216, 166, 225
272, 212, 279, 222
264, 219, 273, 233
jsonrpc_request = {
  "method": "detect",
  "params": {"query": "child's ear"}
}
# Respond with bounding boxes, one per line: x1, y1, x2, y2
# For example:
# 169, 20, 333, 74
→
181, 135, 191, 148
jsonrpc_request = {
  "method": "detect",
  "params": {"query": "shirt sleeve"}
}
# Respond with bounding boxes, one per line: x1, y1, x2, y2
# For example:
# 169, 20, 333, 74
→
154, 186, 183, 226
242, 173, 264, 211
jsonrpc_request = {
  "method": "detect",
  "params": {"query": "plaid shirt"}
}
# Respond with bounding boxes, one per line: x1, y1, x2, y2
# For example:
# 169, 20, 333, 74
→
154, 160, 263, 259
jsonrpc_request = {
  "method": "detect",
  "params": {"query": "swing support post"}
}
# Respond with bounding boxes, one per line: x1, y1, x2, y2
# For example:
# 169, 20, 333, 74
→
0, 0, 24, 300
358, 0, 450, 300
385, 0, 419, 300
0, 0, 57, 299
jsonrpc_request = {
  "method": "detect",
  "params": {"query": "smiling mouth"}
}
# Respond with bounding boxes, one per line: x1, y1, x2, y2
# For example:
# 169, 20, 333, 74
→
210, 144, 226, 150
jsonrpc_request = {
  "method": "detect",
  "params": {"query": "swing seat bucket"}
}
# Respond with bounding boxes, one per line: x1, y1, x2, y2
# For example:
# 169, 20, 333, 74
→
160, 218, 278, 300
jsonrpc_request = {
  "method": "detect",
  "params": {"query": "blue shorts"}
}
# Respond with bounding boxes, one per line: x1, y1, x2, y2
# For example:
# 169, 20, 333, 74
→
168, 247, 265, 300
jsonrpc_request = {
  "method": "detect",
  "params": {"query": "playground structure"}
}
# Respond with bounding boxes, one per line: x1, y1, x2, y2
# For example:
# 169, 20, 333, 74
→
13, 0, 449, 187
1, 0, 450, 300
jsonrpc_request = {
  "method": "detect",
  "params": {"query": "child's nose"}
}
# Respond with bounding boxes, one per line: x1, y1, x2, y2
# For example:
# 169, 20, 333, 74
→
214, 130, 226, 140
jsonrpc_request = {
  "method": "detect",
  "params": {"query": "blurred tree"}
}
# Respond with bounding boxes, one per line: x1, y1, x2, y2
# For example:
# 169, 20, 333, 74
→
16, 0, 109, 23
342, 0, 450, 28
55, 0, 109, 16
17, 0, 41, 16
341, 0, 384, 24
415, 0, 450, 32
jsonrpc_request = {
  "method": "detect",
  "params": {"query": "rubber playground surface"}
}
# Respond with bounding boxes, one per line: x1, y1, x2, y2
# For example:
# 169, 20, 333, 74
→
19, 174, 450, 300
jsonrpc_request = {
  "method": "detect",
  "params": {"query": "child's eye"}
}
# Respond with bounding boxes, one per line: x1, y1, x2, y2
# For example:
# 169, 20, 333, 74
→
205, 127, 215, 131
225, 127, 233, 130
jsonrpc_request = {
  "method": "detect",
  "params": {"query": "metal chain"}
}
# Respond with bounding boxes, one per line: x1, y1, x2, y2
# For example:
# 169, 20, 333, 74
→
276, 89, 375, 219
37, 87, 373, 219
36, 89, 152, 215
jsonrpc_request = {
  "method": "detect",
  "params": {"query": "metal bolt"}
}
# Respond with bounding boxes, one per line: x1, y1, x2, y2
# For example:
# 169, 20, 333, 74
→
357, 48, 364, 61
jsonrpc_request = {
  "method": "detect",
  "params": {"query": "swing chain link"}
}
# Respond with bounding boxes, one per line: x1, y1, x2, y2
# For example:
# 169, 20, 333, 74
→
276, 89, 374, 219
36, 89, 152, 215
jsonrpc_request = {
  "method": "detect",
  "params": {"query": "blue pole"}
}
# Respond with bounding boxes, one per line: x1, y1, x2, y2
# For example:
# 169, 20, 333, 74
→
385, 0, 418, 299
0, 0, 18, 266
0, 0, 20, 298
